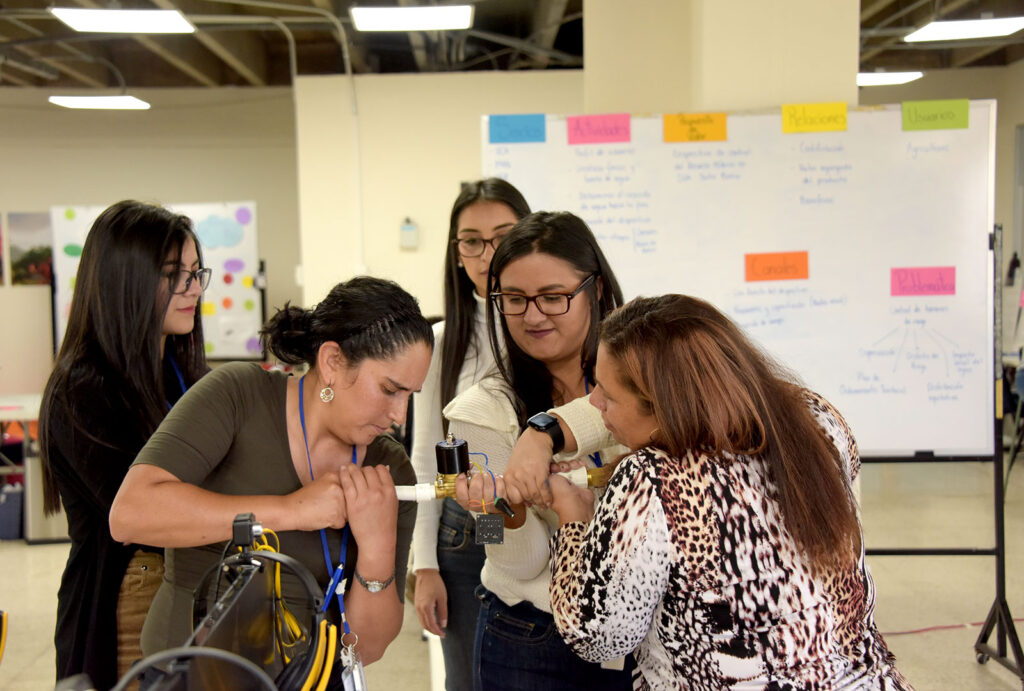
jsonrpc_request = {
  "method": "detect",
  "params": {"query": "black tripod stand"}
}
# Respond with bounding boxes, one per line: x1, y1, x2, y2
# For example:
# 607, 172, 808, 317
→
973, 408, 1023, 687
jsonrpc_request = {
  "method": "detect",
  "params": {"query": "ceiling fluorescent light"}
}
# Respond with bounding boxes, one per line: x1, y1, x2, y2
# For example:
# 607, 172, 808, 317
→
49, 8, 195, 34
857, 71, 924, 86
49, 95, 151, 110
350, 5, 474, 32
904, 17, 1024, 42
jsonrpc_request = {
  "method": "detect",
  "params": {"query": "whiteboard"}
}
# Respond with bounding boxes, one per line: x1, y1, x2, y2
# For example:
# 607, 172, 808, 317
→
51, 201, 263, 360
482, 102, 996, 457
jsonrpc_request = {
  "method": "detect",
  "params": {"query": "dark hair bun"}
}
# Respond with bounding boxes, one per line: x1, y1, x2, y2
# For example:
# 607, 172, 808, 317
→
261, 303, 314, 364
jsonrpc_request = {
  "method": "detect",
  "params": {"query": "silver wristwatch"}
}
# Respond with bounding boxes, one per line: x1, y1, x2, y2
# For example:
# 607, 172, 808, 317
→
354, 569, 395, 593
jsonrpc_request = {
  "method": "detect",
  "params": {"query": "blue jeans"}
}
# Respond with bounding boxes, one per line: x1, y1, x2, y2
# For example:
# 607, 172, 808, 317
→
473, 586, 634, 691
437, 499, 486, 691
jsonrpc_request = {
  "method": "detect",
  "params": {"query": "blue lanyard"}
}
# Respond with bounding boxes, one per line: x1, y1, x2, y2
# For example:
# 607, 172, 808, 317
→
584, 379, 603, 467
298, 375, 357, 635
165, 354, 188, 411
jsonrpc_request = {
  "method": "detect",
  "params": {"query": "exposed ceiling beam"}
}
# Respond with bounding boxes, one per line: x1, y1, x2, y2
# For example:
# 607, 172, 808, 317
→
860, 0, 975, 64
527, 0, 570, 69
0, 53, 58, 80
950, 43, 1005, 67
0, 17, 109, 87
861, 0, 901, 24
466, 29, 582, 65
152, 0, 267, 86
69, 0, 222, 87
133, 34, 222, 86
0, 58, 36, 85
307, 0, 334, 12
397, 0, 433, 72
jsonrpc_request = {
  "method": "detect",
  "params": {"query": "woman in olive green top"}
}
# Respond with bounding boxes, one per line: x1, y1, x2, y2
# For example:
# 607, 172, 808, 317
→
110, 277, 433, 665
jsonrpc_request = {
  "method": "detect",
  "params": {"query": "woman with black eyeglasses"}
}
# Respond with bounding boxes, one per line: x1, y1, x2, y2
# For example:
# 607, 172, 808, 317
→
444, 211, 632, 691
39, 200, 210, 689
410, 179, 530, 691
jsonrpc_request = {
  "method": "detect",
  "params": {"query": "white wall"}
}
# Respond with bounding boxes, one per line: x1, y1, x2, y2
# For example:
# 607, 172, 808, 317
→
2, 60, 1022, 394
0, 88, 300, 394
294, 71, 585, 314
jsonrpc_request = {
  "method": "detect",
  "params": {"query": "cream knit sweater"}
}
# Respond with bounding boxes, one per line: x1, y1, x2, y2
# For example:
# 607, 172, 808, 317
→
444, 377, 625, 612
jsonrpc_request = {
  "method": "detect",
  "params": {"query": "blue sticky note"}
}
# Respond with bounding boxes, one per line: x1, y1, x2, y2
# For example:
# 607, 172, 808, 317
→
488, 114, 546, 144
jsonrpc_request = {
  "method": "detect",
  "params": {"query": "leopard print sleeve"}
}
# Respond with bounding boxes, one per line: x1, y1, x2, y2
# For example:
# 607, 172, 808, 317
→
549, 452, 671, 664
806, 389, 861, 483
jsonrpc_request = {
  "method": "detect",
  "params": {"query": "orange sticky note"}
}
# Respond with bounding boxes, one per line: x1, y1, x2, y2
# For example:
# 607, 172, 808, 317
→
745, 252, 809, 282
781, 102, 847, 133
663, 112, 727, 142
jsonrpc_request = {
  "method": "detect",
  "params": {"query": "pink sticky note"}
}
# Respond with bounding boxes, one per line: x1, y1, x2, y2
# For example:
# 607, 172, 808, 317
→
890, 267, 955, 296
567, 114, 631, 145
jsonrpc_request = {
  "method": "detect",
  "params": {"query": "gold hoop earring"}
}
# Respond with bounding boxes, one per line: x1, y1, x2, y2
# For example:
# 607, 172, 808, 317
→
648, 428, 659, 443
320, 386, 335, 403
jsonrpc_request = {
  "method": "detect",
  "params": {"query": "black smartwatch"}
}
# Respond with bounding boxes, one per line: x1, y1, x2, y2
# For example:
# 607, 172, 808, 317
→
527, 412, 564, 454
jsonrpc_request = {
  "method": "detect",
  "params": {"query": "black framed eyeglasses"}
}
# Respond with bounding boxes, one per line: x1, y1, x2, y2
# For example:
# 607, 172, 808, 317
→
491, 274, 598, 316
452, 236, 503, 258
165, 267, 212, 295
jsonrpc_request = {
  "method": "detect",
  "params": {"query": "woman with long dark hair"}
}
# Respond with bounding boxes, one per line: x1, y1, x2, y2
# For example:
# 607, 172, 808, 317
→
547, 294, 911, 689
447, 211, 631, 690
40, 200, 209, 689
410, 179, 529, 690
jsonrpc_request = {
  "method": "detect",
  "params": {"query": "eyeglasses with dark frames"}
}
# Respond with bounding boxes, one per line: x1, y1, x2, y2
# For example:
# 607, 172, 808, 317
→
452, 235, 504, 258
491, 274, 598, 317
165, 267, 212, 295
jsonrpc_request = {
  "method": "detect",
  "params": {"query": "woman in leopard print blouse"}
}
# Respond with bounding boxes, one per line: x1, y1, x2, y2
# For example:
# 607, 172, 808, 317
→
547, 294, 912, 690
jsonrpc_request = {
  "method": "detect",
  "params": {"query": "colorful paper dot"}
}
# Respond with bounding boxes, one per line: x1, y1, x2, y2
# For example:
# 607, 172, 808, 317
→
246, 337, 261, 354
245, 299, 255, 311
235, 207, 252, 225
223, 274, 233, 285
202, 303, 216, 316
242, 276, 254, 288
224, 258, 244, 273
205, 342, 215, 353
63, 243, 83, 257
64, 208, 76, 220
70, 276, 76, 290
222, 297, 233, 310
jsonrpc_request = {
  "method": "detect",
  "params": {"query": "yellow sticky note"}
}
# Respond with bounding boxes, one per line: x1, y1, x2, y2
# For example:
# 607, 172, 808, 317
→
663, 113, 727, 142
781, 102, 847, 133
201, 302, 216, 316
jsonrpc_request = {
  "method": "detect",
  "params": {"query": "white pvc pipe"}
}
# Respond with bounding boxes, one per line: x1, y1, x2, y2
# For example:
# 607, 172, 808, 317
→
394, 467, 589, 502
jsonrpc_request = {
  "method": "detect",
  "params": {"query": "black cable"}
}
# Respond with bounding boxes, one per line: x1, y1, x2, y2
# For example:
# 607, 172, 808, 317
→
110, 646, 277, 691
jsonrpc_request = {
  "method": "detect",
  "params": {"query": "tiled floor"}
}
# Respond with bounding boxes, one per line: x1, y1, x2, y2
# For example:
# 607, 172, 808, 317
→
1, 461, 1022, 690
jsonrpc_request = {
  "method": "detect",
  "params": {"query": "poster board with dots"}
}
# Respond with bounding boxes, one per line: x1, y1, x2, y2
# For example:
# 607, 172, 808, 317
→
51, 201, 264, 361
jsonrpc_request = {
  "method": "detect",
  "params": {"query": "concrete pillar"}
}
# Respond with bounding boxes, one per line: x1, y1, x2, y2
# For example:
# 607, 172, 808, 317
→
583, 0, 859, 114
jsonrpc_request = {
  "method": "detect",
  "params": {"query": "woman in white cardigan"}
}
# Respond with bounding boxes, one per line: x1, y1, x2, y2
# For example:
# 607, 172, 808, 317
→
410, 179, 530, 691
446, 211, 632, 691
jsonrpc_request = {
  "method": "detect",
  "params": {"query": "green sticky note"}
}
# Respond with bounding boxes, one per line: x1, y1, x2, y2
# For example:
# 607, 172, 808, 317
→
902, 99, 969, 131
